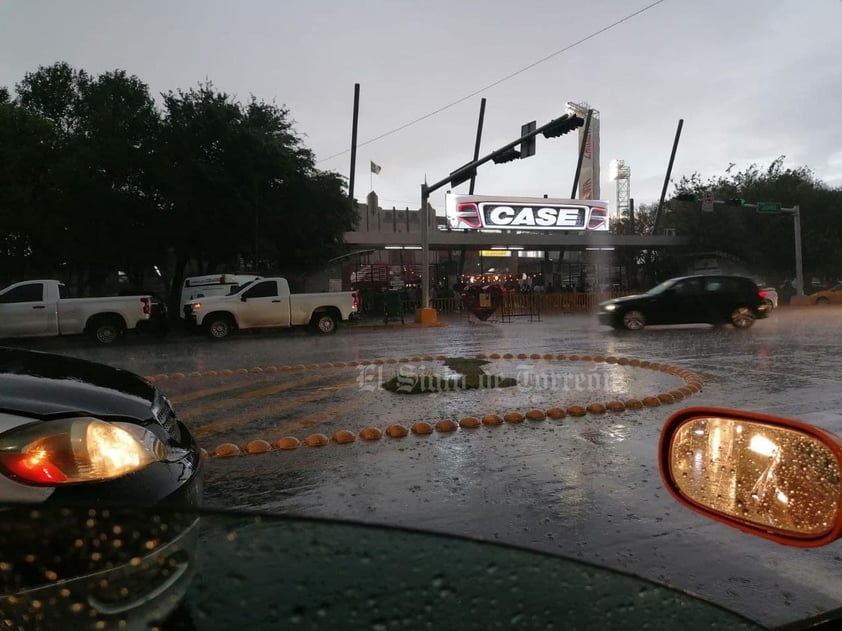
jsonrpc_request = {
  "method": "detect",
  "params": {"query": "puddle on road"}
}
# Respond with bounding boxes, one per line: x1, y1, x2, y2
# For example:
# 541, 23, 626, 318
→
363, 359, 685, 423
178, 357, 695, 448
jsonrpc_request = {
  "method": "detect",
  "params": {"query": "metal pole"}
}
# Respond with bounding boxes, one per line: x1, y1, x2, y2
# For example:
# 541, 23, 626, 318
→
793, 205, 804, 295
653, 119, 684, 234
469, 98, 486, 195
420, 184, 430, 309
349, 83, 360, 209
428, 112, 579, 194
571, 109, 593, 198
253, 179, 259, 270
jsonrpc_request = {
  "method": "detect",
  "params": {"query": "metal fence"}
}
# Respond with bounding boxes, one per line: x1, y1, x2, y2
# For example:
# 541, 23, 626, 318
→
422, 291, 636, 315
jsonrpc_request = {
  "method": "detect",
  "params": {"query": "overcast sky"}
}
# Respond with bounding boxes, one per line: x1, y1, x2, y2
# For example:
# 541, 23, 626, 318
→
2, 0, 841, 213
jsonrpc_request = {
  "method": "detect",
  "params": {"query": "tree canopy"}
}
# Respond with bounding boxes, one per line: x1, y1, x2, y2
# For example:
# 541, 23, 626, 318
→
0, 62, 357, 304
611, 157, 842, 286
668, 157, 842, 282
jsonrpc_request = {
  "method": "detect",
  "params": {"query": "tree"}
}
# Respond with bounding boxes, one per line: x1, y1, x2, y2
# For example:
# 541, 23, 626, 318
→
667, 157, 842, 284
6, 63, 162, 291
157, 85, 357, 311
0, 98, 55, 283
610, 203, 680, 287
1, 64, 358, 303
72, 69, 163, 287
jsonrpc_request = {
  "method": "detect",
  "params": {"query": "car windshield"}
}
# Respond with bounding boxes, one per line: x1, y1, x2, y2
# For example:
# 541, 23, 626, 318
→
2, 2, 842, 629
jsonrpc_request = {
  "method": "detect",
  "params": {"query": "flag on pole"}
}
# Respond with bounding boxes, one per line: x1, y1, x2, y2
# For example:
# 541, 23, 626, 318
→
370, 161, 382, 175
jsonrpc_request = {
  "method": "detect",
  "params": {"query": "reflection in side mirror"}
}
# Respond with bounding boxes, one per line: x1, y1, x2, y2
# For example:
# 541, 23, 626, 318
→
660, 407, 842, 547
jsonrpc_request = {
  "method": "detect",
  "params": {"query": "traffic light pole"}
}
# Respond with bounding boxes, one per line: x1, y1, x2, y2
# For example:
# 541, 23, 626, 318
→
419, 113, 583, 314
791, 205, 804, 296
692, 199, 804, 296
421, 183, 430, 315
739, 203, 803, 295
469, 98, 486, 195
653, 119, 684, 235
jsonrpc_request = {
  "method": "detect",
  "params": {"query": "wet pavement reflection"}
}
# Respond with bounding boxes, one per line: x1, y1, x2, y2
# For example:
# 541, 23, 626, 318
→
14, 306, 842, 628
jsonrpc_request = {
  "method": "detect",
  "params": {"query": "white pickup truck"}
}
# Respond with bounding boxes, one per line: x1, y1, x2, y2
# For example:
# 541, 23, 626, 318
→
0, 279, 153, 344
184, 277, 359, 339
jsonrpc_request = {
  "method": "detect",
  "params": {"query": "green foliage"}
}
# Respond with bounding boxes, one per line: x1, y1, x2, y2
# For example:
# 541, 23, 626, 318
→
667, 157, 842, 282
2, 64, 163, 290
610, 202, 682, 286
0, 62, 356, 299
610, 202, 658, 236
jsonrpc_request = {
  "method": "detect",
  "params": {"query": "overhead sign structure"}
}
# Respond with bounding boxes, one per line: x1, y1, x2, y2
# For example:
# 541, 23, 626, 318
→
445, 194, 609, 232
702, 190, 715, 212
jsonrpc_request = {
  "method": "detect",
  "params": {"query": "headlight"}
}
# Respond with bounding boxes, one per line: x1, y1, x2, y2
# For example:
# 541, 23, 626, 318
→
0, 417, 166, 485
603, 303, 618, 312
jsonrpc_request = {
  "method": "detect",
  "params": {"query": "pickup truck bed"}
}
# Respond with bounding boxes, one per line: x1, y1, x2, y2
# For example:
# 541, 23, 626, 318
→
0, 280, 153, 344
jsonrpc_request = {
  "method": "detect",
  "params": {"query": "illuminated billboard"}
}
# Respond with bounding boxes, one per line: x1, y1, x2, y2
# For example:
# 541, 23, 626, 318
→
445, 194, 609, 232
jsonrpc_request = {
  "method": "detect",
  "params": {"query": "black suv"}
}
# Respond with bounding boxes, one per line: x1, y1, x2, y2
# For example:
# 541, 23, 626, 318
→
598, 274, 770, 330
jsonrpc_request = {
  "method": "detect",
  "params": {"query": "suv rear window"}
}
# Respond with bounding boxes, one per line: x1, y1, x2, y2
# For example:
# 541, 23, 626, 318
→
704, 277, 752, 293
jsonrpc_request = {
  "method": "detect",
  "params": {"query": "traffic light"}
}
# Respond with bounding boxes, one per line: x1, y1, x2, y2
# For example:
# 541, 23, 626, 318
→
725, 198, 746, 206
542, 114, 584, 138
492, 148, 521, 164
673, 193, 699, 202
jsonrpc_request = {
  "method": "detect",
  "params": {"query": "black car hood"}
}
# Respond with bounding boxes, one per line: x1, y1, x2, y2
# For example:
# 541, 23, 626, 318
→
0, 347, 156, 421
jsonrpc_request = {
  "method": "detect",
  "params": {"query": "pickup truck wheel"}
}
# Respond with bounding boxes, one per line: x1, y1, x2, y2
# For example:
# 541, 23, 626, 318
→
205, 315, 234, 340
312, 312, 337, 334
90, 317, 124, 345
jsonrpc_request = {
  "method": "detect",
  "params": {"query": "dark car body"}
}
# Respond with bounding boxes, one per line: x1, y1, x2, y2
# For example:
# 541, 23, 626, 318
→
0, 346, 201, 505
0, 347, 202, 628
598, 274, 770, 330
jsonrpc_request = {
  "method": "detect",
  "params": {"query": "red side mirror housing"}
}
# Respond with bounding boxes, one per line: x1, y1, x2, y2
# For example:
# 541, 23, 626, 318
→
659, 407, 842, 548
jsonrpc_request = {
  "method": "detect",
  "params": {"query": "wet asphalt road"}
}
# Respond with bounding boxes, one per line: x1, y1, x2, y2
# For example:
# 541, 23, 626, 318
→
10, 306, 842, 628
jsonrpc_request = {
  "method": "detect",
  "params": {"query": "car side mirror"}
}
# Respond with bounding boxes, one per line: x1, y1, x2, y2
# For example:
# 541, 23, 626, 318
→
659, 407, 842, 547
241, 295, 248, 302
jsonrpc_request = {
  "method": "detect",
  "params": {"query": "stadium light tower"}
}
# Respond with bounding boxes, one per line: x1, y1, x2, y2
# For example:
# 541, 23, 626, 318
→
609, 159, 631, 220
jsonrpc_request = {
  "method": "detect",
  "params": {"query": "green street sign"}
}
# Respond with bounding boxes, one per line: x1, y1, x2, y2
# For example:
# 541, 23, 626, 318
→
757, 202, 782, 213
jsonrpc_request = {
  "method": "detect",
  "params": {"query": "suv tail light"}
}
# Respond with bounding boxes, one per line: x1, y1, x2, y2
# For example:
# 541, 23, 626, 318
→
587, 207, 608, 230
455, 202, 482, 229
141, 297, 151, 315
758, 290, 768, 299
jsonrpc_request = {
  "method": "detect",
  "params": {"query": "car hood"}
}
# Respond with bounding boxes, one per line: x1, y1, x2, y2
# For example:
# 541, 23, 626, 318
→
0, 347, 156, 421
